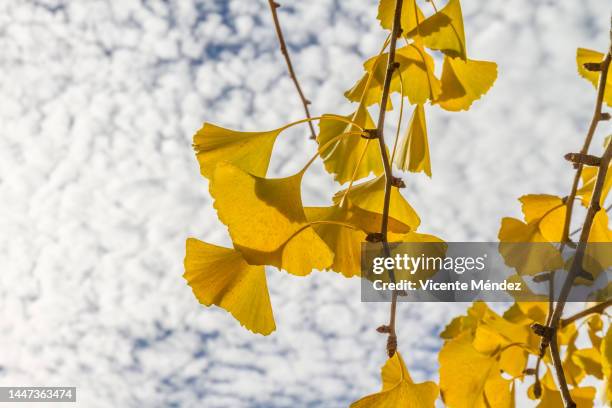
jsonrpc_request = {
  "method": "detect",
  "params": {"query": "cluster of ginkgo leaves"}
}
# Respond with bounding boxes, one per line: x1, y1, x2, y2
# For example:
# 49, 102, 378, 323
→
181, 0, 611, 406
184, 0, 496, 337
488, 47, 612, 407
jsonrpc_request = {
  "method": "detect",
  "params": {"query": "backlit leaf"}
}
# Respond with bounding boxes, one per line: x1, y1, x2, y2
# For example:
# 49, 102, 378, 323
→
394, 104, 431, 176
378, 0, 424, 35
193, 123, 280, 178
210, 162, 333, 276
576, 164, 612, 207
305, 202, 410, 278
407, 0, 467, 59
351, 352, 438, 408
435, 57, 498, 111
184, 238, 275, 335
576, 48, 612, 107
519, 194, 566, 242
334, 174, 421, 230
602, 325, 612, 402
317, 107, 383, 183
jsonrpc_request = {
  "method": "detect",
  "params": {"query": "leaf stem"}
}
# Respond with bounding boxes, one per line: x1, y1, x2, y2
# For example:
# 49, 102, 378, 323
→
268, 0, 317, 140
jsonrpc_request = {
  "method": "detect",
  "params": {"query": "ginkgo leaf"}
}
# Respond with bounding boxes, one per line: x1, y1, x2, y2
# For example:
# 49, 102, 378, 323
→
183, 238, 275, 335
582, 210, 612, 279
483, 374, 514, 408
576, 164, 612, 207
572, 348, 603, 379
395, 104, 431, 176
351, 352, 438, 408
537, 371, 596, 408
317, 107, 383, 183
498, 217, 564, 275
440, 333, 510, 408
576, 48, 612, 107
345, 45, 441, 107
602, 325, 612, 402
334, 174, 421, 230
378, 0, 424, 35
210, 162, 333, 276
435, 57, 498, 111
305, 202, 410, 278
519, 194, 566, 242
394, 45, 442, 105
345, 53, 394, 109
193, 123, 280, 178
406, 0, 467, 59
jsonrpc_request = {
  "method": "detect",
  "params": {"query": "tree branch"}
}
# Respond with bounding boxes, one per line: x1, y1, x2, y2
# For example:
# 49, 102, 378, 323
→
547, 36, 612, 407
373, 0, 404, 358
560, 299, 612, 328
268, 0, 317, 140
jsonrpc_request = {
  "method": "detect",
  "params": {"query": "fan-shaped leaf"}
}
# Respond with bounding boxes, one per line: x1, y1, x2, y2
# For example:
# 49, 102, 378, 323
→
334, 175, 421, 230
193, 123, 281, 178
351, 352, 438, 408
378, 0, 424, 35
576, 48, 612, 107
317, 107, 383, 183
395, 104, 431, 176
435, 57, 497, 111
184, 238, 275, 335
407, 0, 466, 59
210, 162, 333, 276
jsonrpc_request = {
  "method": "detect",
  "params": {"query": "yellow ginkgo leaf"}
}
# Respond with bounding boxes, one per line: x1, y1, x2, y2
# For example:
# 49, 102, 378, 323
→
483, 374, 514, 408
377, 0, 424, 35
576, 164, 612, 207
435, 57, 498, 111
407, 0, 467, 59
576, 48, 612, 107
572, 348, 603, 379
345, 45, 441, 107
581, 210, 612, 279
351, 352, 438, 408
210, 162, 333, 276
519, 194, 566, 242
305, 202, 410, 278
193, 123, 280, 179
345, 53, 393, 109
440, 333, 509, 408
395, 104, 431, 177
602, 325, 612, 402
317, 107, 383, 183
394, 45, 442, 105
498, 217, 564, 275
538, 370, 596, 408
334, 174, 421, 230
183, 238, 275, 335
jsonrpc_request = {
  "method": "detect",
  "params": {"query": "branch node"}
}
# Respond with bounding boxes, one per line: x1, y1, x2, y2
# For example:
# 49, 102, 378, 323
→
366, 232, 384, 243
583, 61, 603, 72
600, 112, 611, 121
531, 323, 555, 340
391, 61, 400, 71
361, 129, 379, 140
304, 99, 312, 105
564, 152, 601, 167
533, 272, 552, 283
376, 325, 391, 333
391, 176, 406, 188
533, 380, 542, 398
272, 1, 281, 8
523, 368, 536, 376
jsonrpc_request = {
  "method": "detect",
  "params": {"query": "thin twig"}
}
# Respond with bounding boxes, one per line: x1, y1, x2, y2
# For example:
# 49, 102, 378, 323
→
569, 202, 612, 236
547, 39, 612, 407
268, 0, 317, 140
560, 299, 612, 328
373, 0, 404, 358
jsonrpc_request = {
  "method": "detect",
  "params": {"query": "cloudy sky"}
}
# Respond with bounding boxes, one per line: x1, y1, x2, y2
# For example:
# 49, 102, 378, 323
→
0, 0, 610, 407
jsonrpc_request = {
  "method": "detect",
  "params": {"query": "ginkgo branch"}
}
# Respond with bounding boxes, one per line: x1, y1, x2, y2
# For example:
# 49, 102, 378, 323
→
547, 39, 612, 408
560, 299, 612, 328
374, 0, 404, 358
268, 0, 317, 140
